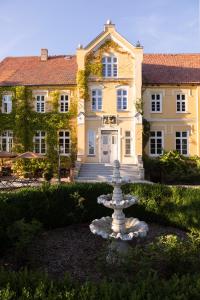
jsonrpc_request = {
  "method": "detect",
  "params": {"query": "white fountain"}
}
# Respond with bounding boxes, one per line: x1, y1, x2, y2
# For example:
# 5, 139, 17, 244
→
90, 160, 148, 258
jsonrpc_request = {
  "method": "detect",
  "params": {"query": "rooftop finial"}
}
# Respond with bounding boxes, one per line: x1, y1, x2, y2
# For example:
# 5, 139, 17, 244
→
106, 19, 112, 25
78, 44, 83, 49
136, 40, 142, 48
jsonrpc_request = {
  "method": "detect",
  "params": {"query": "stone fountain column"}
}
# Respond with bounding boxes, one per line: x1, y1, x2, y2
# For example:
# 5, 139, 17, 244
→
90, 159, 148, 262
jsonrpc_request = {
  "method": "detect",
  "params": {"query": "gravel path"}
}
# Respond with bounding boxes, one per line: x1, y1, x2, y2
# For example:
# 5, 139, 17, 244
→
26, 223, 187, 282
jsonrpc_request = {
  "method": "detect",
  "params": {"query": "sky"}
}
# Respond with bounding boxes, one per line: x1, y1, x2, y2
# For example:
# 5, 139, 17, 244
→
0, 0, 200, 60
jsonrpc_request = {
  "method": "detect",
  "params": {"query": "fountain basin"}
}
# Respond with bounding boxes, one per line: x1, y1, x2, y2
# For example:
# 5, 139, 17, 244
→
97, 194, 138, 209
90, 216, 148, 241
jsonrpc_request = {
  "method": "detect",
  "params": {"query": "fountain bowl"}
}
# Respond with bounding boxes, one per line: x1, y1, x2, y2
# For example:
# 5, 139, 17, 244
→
90, 216, 148, 241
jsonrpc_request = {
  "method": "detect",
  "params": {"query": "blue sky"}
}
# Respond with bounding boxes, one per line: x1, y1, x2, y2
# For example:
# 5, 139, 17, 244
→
0, 0, 199, 60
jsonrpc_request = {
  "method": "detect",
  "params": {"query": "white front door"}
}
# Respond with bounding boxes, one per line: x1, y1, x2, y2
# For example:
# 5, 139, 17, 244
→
101, 131, 118, 163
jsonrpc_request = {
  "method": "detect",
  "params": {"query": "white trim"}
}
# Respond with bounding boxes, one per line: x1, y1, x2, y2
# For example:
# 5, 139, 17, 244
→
59, 93, 70, 113
2, 94, 12, 113
175, 92, 188, 113
58, 130, 71, 156
150, 93, 162, 113
91, 88, 103, 112
87, 129, 96, 156
149, 130, 164, 157
116, 86, 129, 111
175, 130, 189, 156
102, 54, 118, 78
33, 131, 46, 155
146, 118, 196, 122
99, 128, 120, 163
35, 94, 46, 113
124, 130, 132, 156
0, 130, 13, 152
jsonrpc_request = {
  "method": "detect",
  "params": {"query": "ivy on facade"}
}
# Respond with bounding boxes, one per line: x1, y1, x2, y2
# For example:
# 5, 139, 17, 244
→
77, 40, 128, 100
0, 86, 77, 169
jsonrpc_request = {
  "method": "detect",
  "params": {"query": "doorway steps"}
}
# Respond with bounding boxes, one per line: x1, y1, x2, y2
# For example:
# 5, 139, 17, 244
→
75, 163, 145, 183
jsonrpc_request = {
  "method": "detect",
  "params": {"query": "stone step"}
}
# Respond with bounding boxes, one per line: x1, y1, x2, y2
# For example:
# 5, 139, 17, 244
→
76, 162, 143, 183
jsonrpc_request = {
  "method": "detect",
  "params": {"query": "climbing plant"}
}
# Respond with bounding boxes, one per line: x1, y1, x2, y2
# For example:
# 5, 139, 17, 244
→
77, 40, 127, 100
0, 86, 77, 170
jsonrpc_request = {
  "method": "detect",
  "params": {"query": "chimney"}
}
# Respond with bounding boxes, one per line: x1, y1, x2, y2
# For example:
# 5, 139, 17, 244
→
41, 48, 48, 61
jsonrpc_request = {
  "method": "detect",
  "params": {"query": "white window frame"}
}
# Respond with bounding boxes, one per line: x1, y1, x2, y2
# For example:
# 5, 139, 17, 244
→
35, 95, 45, 113
58, 130, 70, 155
150, 93, 162, 113
149, 131, 163, 156
102, 55, 118, 78
176, 93, 187, 113
0, 130, 13, 152
175, 131, 188, 155
125, 131, 132, 156
59, 94, 69, 113
117, 88, 128, 111
88, 130, 96, 155
91, 89, 102, 111
33, 131, 46, 155
2, 95, 12, 113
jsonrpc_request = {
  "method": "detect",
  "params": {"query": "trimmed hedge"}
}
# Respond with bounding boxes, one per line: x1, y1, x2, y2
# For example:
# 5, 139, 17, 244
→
1, 182, 200, 252
1, 268, 200, 299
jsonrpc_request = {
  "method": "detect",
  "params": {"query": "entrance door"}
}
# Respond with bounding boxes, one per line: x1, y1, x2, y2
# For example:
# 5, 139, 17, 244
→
101, 131, 118, 163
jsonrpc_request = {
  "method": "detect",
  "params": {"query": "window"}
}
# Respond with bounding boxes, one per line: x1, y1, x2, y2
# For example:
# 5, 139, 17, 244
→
2, 95, 12, 113
0, 130, 13, 152
151, 94, 162, 112
176, 94, 186, 112
36, 95, 45, 113
34, 131, 46, 154
176, 131, 188, 155
60, 94, 69, 112
150, 131, 163, 155
117, 89, 128, 110
88, 130, 95, 155
59, 131, 70, 155
92, 89, 102, 111
102, 55, 118, 77
125, 131, 131, 155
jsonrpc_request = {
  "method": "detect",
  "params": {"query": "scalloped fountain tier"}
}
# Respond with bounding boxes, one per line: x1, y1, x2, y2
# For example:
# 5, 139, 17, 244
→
90, 160, 148, 243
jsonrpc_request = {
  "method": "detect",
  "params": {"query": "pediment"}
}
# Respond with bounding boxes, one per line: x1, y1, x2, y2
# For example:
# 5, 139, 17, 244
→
84, 26, 138, 57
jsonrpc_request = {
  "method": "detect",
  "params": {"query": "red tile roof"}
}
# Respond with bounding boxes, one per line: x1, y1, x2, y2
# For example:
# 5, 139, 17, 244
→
0, 55, 77, 86
0, 53, 200, 86
143, 54, 200, 84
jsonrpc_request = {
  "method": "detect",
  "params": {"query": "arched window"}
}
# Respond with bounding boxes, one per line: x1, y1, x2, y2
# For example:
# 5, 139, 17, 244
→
102, 55, 118, 77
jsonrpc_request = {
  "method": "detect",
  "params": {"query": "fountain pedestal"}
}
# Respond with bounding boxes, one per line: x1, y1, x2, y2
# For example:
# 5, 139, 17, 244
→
90, 160, 148, 261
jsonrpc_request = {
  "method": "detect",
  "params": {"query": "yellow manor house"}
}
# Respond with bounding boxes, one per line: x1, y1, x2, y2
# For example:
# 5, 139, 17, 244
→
0, 21, 200, 181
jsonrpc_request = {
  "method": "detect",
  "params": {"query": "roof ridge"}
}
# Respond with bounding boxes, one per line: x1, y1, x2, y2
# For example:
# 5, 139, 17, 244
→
144, 53, 200, 55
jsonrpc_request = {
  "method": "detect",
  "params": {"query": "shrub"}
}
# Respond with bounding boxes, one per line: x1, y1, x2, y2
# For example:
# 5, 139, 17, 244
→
7, 219, 42, 255
144, 151, 200, 184
1, 268, 200, 299
1, 182, 200, 252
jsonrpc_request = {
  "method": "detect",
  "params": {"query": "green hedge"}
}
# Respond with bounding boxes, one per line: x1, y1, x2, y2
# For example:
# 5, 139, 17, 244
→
1, 268, 200, 299
1, 182, 200, 252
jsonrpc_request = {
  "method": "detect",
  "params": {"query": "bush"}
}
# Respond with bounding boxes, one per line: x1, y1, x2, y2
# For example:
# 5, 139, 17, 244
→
144, 151, 200, 184
1, 182, 200, 252
1, 267, 200, 299
7, 219, 42, 255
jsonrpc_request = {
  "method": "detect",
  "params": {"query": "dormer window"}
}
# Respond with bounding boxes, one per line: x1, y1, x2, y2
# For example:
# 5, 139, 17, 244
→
2, 95, 12, 113
102, 55, 118, 77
